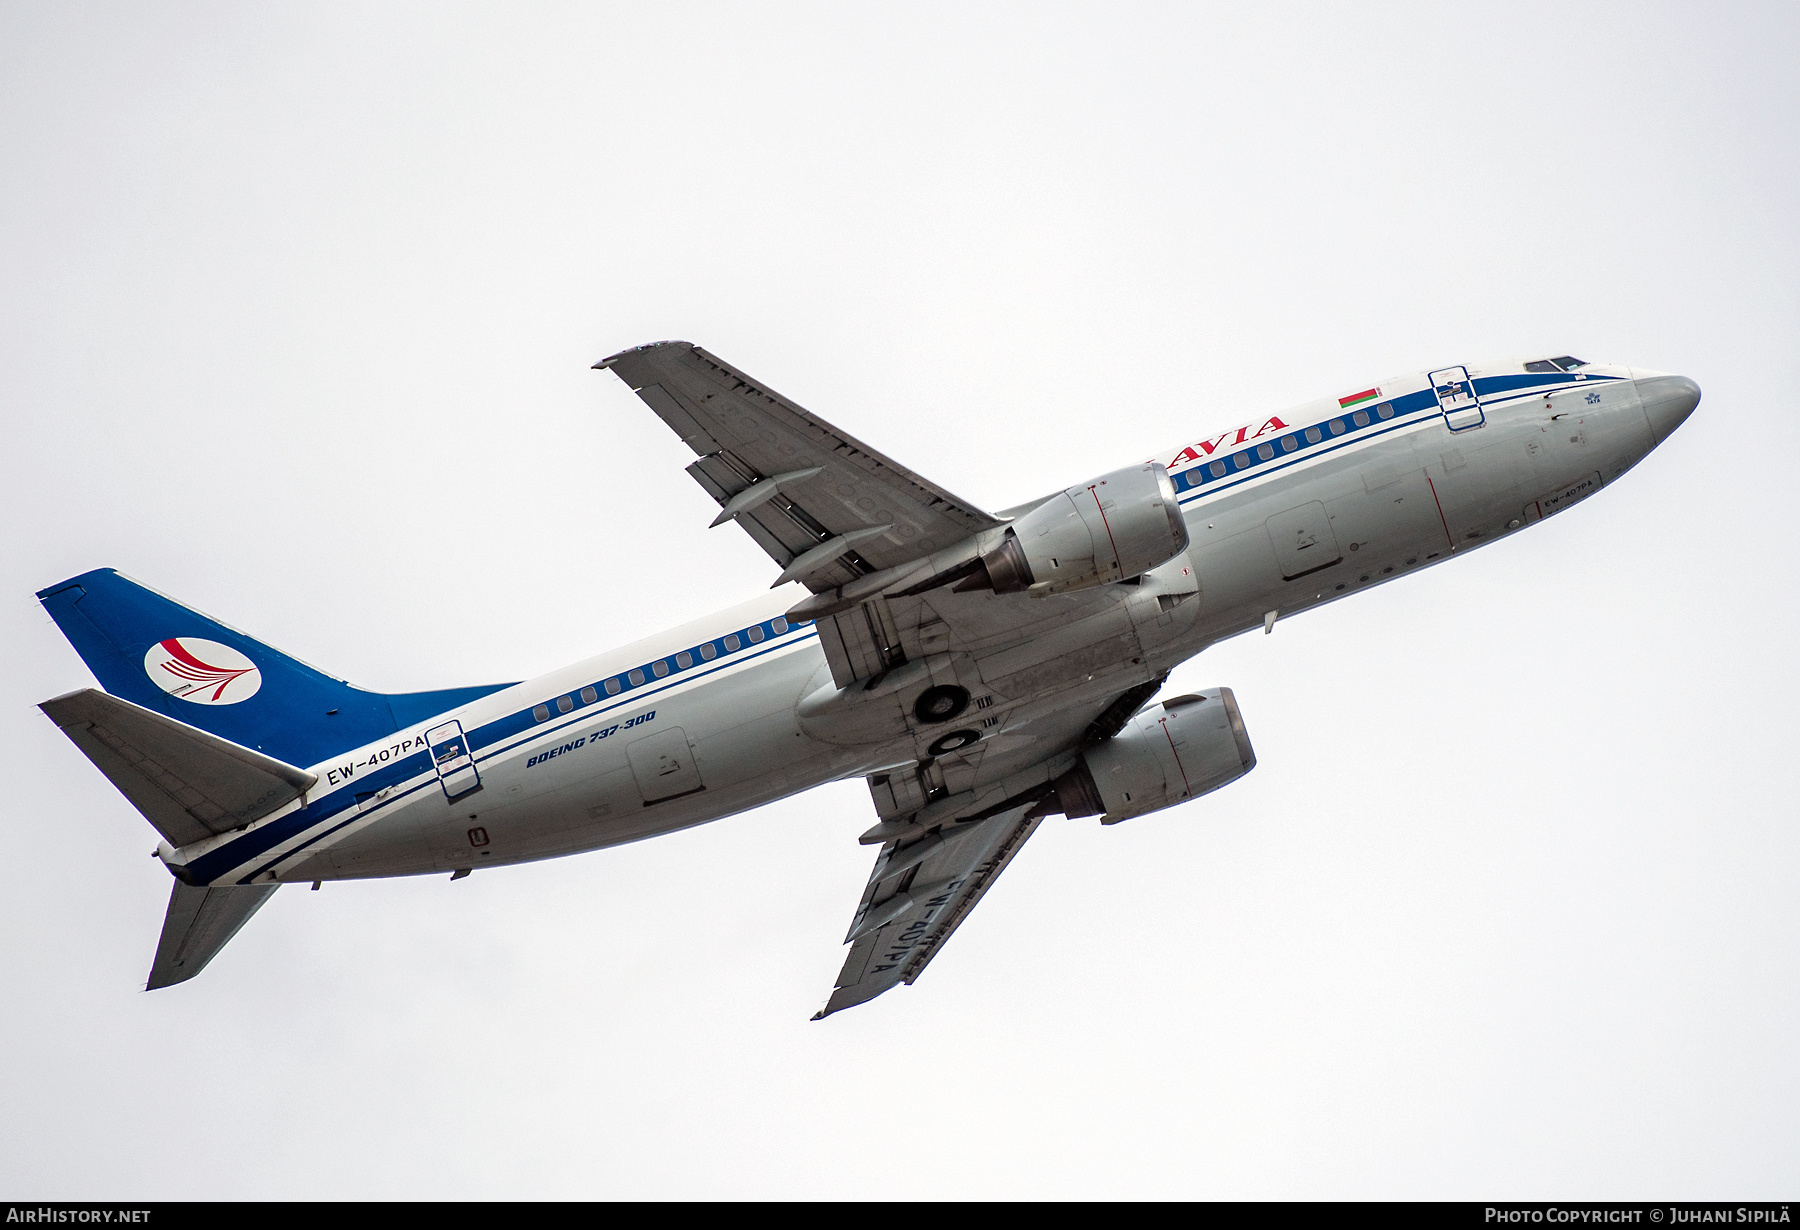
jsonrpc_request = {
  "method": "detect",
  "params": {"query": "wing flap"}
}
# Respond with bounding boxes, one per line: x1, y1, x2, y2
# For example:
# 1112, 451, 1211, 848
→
812, 596, 910, 688
41, 689, 318, 848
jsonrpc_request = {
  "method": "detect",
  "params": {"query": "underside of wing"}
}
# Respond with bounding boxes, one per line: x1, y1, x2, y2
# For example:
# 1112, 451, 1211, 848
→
816, 803, 1042, 1019
812, 671, 1186, 1018
596, 341, 1002, 592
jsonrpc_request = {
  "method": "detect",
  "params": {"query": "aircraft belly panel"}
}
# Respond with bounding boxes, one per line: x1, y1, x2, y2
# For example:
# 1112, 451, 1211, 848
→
325, 807, 435, 878
1192, 525, 1284, 633
974, 604, 1137, 685
1329, 467, 1449, 565
1436, 426, 1562, 542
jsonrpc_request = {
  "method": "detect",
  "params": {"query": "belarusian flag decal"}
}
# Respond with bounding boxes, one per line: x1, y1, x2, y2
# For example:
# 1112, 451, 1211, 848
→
1338, 387, 1380, 409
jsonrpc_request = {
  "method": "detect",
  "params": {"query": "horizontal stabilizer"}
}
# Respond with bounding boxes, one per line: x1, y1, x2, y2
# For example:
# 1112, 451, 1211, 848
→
148, 881, 277, 989
40, 689, 317, 848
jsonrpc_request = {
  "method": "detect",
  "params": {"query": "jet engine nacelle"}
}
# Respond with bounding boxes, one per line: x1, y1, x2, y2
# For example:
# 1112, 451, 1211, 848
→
963, 462, 1189, 596
1048, 690, 1255, 824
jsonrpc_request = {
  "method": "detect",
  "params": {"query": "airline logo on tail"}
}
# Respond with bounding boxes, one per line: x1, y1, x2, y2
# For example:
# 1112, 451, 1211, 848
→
143, 638, 262, 704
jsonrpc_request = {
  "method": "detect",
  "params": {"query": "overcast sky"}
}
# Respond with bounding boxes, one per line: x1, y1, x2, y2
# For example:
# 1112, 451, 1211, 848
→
4, 1, 1796, 1199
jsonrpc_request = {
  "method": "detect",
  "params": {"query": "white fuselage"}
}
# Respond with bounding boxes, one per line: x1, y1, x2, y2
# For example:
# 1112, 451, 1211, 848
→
166, 359, 1684, 888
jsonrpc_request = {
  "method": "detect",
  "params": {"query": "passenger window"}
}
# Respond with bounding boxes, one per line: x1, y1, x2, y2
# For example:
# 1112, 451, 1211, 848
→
628, 668, 645, 686
1305, 426, 1322, 444
1376, 402, 1394, 419
1551, 356, 1587, 370
772, 617, 789, 635
1525, 359, 1560, 374
605, 678, 622, 695
1352, 409, 1369, 427
580, 686, 597, 704
700, 643, 717, 660
749, 626, 765, 643
532, 704, 550, 723
724, 634, 741, 652
557, 695, 574, 714
1257, 442, 1274, 461
676, 651, 692, 669
1329, 419, 1345, 435
1209, 459, 1225, 478
1282, 435, 1298, 451
652, 661, 669, 678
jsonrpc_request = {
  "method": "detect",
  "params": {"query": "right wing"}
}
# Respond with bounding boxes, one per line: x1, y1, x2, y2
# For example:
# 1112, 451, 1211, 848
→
813, 672, 1171, 1018
596, 341, 1002, 591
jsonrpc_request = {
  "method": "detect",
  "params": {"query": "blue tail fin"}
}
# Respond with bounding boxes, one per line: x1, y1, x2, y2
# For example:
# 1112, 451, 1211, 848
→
37, 569, 513, 769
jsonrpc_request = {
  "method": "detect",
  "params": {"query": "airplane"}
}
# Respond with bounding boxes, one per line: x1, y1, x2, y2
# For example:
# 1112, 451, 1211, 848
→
36, 344, 1700, 1017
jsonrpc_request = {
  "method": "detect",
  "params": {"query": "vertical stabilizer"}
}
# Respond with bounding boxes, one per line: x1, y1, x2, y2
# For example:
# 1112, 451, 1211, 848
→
148, 882, 278, 990
37, 569, 511, 769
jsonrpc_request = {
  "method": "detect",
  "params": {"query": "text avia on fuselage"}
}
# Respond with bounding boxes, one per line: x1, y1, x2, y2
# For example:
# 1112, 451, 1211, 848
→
38, 346, 1699, 1016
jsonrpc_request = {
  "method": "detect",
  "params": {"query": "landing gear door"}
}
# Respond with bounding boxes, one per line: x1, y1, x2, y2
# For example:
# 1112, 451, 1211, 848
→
426, 720, 482, 801
1430, 366, 1485, 432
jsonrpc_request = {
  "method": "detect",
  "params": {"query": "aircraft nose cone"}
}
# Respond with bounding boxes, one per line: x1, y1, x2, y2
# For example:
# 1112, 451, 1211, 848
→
1637, 374, 1701, 444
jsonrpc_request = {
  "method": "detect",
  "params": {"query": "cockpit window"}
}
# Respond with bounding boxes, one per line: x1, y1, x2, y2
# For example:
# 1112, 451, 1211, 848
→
1525, 359, 1560, 373
1527, 356, 1588, 373
1550, 355, 1586, 370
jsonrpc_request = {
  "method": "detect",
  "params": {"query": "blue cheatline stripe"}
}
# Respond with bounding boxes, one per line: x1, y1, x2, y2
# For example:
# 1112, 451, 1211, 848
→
187, 623, 823, 885
463, 615, 809, 759
1173, 390, 1436, 504
1474, 371, 1619, 398
215, 626, 822, 885
464, 627, 821, 773
1172, 372, 1624, 505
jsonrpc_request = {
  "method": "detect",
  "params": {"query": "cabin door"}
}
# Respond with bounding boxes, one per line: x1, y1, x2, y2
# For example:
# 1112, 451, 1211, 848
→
1429, 366, 1486, 432
426, 720, 482, 801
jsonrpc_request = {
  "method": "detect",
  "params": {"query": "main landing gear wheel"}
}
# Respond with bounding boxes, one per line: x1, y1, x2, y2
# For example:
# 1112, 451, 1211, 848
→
912, 684, 970, 725
927, 729, 981, 756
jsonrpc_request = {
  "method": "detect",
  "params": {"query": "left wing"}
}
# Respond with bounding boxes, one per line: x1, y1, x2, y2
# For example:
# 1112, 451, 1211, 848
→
816, 804, 1043, 1019
596, 341, 1002, 591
